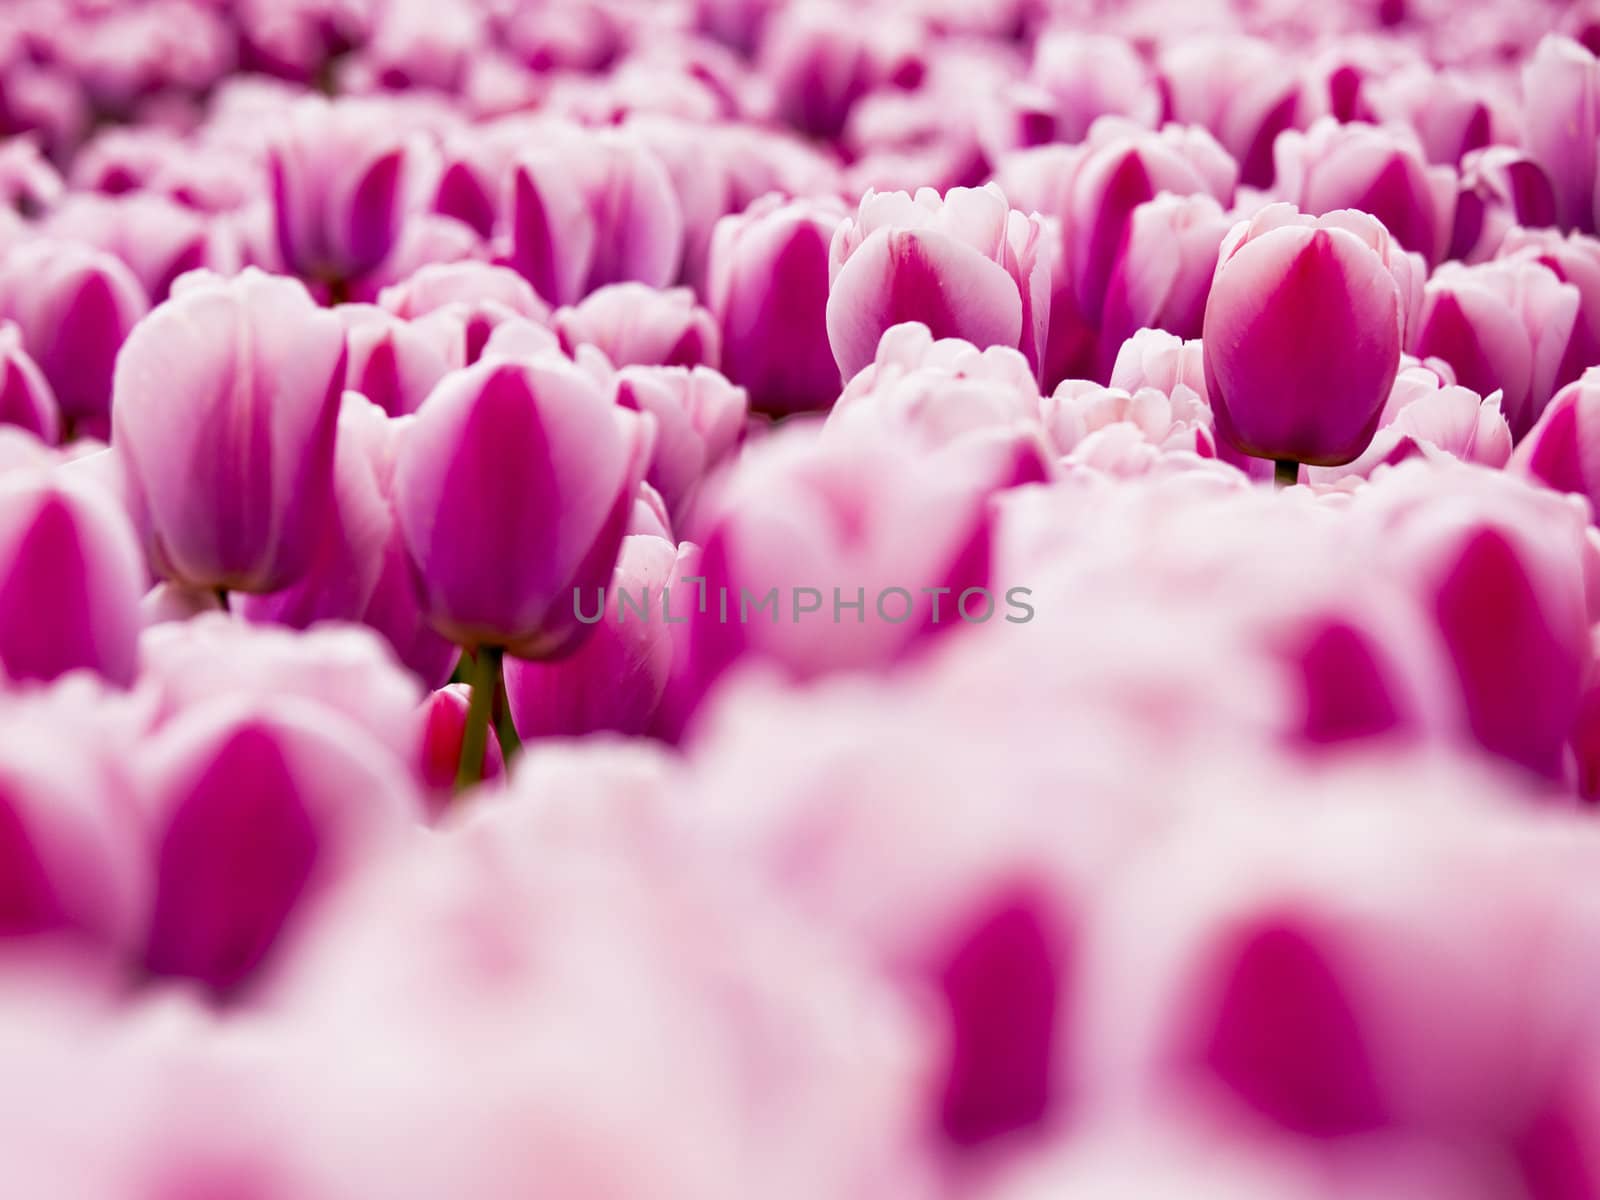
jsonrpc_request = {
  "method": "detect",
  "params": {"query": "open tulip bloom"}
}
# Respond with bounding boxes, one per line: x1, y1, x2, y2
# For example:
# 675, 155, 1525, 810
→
5, 2, 1600, 1194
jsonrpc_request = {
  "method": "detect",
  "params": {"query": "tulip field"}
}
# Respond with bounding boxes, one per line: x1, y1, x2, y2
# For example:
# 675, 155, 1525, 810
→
8, 0, 1600, 1194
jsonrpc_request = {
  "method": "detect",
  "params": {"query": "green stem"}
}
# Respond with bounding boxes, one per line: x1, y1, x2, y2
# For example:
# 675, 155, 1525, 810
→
455, 646, 502, 792
1273, 459, 1300, 489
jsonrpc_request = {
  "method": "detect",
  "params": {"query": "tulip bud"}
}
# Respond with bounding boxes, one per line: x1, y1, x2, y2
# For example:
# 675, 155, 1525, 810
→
1272, 119, 1458, 268
506, 126, 684, 306
1203, 206, 1415, 468
505, 534, 684, 740
0, 323, 59, 446
112, 269, 345, 594
137, 698, 421, 996
394, 354, 653, 659
336, 305, 462, 418
1368, 63, 1512, 166
268, 96, 430, 285
706, 194, 845, 417
40, 192, 237, 303
1497, 229, 1600, 393
553, 283, 719, 370
1024, 32, 1161, 147
826, 184, 1052, 386
415, 684, 504, 810
1158, 36, 1302, 188
612, 365, 747, 524
757, 2, 924, 140
1450, 147, 1559, 264
1410, 257, 1579, 438
1521, 36, 1600, 234
0, 240, 147, 437
0, 473, 143, 687
1512, 369, 1600, 513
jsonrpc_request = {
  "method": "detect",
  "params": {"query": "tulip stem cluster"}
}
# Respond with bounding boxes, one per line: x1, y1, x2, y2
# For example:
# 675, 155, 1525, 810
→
455, 646, 503, 792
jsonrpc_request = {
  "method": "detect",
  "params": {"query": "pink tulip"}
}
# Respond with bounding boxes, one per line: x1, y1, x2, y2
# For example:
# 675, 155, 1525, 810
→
268, 96, 431, 286
756, 2, 924, 140
393, 354, 653, 659
1158, 36, 1302, 187
137, 697, 420, 996
40, 193, 237, 303
1449, 147, 1559, 263
611, 365, 747, 524
826, 184, 1052, 386
336, 305, 462, 418
415, 683, 504, 810
706, 193, 846, 417
112, 269, 345, 594
1409, 257, 1579, 438
0, 472, 143, 688
0, 239, 147, 437
1367, 64, 1514, 166
1521, 36, 1600, 233
1023, 31, 1162, 147
0, 323, 59, 446
1203, 206, 1417, 468
1498, 228, 1600, 392
505, 534, 685, 740
1272, 119, 1458, 267
1044, 381, 1216, 462
505, 126, 684, 306
377, 260, 551, 325
1512, 369, 1600, 514
236, 395, 458, 688
553, 284, 719, 370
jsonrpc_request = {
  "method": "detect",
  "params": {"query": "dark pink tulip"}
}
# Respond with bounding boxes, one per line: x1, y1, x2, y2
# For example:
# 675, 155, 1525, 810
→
826, 184, 1052, 386
1521, 36, 1600, 233
1449, 147, 1559, 264
1203, 206, 1416, 467
554, 284, 719, 370
1512, 370, 1600, 513
1158, 36, 1302, 188
505, 127, 684, 306
706, 194, 846, 417
236, 396, 458, 689
1097, 192, 1233, 377
1361, 463, 1593, 780
112, 269, 345, 594
137, 699, 420, 997
336, 305, 462, 418
0, 473, 142, 688
757, 2, 924, 140
269, 97, 431, 285
394, 354, 652, 658
505, 534, 684, 740
1295, 38, 1424, 128
0, 240, 147, 437
1272, 119, 1458, 267
612, 365, 747, 524
1410, 258, 1579, 438
415, 683, 504, 810
1367, 64, 1513, 166
40, 193, 236, 304
0, 323, 58, 446
1498, 229, 1600, 392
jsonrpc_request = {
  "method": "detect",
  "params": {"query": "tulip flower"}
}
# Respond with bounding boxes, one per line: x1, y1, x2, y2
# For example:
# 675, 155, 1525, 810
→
111, 269, 346, 595
336, 304, 462, 418
1449, 147, 1559, 264
415, 684, 504, 813
0, 323, 59, 446
0, 472, 143, 687
553, 283, 719, 370
706, 194, 846, 417
611, 365, 747, 524
1022, 31, 1161, 147
1157, 36, 1302, 188
40, 192, 237, 303
0, 240, 147, 439
826, 183, 1052, 386
505, 125, 684, 306
1497, 229, 1600, 392
137, 698, 420, 997
393, 354, 652, 785
1521, 36, 1600, 234
757, 2, 924, 140
1511, 369, 1600, 512
1202, 205, 1418, 478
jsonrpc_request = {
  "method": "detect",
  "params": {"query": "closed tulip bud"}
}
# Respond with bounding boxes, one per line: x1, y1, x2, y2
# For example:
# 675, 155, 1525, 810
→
706, 194, 845, 417
0, 473, 143, 687
505, 534, 684, 740
394, 354, 653, 659
377, 260, 551, 325
112, 270, 345, 594
612, 365, 747, 524
1498, 229, 1600, 392
137, 698, 421, 997
1410, 258, 1579, 438
1521, 36, 1600, 234
40, 193, 237, 303
268, 96, 431, 285
757, 2, 925, 140
826, 184, 1052, 386
506, 126, 684, 306
1025, 32, 1161, 147
236, 396, 458, 688
0, 323, 59, 445
1273, 119, 1458, 268
415, 684, 504, 810
0, 240, 147, 437
336, 304, 462, 417
1203, 205, 1416, 469
554, 284, 719, 370
1449, 147, 1559, 264
1368, 64, 1512, 166
1158, 36, 1302, 188
1512, 369, 1600, 513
